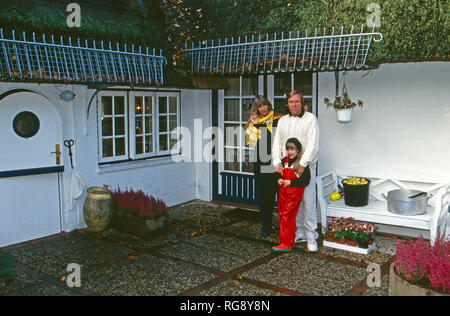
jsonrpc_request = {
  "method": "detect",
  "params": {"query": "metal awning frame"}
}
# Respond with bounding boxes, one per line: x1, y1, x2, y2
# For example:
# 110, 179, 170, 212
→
0, 29, 167, 85
183, 24, 383, 76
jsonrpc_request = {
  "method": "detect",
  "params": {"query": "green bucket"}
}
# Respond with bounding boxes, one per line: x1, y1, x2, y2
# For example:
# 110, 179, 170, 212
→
0, 254, 15, 277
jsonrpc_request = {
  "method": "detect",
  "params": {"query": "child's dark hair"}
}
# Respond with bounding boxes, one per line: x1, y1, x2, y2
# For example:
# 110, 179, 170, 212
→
285, 138, 302, 172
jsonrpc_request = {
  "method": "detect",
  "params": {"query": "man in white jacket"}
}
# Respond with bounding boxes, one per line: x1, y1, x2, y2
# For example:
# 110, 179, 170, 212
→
271, 90, 320, 252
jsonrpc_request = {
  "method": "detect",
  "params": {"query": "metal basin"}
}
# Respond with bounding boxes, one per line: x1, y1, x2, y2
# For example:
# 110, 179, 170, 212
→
382, 189, 433, 216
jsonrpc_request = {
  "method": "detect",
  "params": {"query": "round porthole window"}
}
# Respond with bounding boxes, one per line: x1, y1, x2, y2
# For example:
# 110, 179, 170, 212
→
13, 111, 40, 138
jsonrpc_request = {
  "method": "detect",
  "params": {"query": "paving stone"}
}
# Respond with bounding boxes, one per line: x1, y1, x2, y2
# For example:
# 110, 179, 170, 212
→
242, 253, 367, 296
161, 242, 251, 272
242, 254, 326, 284
26, 243, 134, 279
82, 254, 216, 296
91, 229, 167, 250
6, 234, 104, 265
196, 280, 285, 296
362, 275, 390, 296
216, 221, 279, 244
168, 201, 233, 229
182, 233, 273, 262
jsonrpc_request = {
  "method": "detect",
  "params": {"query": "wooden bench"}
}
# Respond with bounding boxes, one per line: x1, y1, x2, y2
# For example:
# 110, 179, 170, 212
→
317, 168, 450, 243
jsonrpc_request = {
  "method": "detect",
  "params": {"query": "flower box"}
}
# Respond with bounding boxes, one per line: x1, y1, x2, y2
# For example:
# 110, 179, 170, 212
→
113, 211, 168, 238
324, 217, 378, 255
323, 240, 377, 255
111, 188, 168, 238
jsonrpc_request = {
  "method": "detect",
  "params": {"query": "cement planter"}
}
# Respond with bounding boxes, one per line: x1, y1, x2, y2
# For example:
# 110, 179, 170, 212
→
389, 263, 449, 296
113, 211, 168, 238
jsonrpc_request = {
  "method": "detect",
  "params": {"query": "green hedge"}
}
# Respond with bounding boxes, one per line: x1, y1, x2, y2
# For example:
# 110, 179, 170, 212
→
0, 0, 169, 51
205, 0, 449, 63
1, 0, 447, 67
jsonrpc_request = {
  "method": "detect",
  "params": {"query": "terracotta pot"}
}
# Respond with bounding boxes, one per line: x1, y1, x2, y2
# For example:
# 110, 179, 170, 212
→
337, 238, 347, 244
347, 240, 358, 247
325, 236, 335, 242
369, 239, 375, 245
83, 186, 113, 232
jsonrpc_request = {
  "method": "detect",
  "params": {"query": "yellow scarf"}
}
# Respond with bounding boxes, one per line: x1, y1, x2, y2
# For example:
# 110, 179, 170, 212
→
245, 111, 283, 147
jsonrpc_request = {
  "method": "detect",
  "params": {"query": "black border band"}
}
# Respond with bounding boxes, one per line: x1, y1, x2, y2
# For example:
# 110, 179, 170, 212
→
0, 166, 64, 179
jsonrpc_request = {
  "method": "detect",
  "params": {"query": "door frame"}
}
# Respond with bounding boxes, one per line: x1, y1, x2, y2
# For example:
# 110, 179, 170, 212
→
0, 89, 64, 246
213, 73, 317, 205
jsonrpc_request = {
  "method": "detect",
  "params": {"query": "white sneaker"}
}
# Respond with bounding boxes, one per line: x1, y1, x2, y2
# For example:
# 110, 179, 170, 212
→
295, 233, 307, 243
307, 239, 318, 252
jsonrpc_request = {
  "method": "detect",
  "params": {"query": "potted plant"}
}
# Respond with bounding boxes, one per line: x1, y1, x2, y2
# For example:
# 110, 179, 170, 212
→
324, 84, 364, 123
358, 223, 377, 248
390, 235, 449, 296
324, 217, 378, 254
111, 188, 169, 238
345, 224, 359, 247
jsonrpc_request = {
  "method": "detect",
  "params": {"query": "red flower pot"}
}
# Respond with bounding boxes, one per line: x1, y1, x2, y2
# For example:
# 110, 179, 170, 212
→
325, 235, 335, 242
369, 239, 375, 245
347, 240, 358, 247
337, 238, 347, 244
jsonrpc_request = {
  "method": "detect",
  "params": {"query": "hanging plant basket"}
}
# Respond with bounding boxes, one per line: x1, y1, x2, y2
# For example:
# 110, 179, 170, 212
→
336, 108, 353, 123
325, 83, 363, 123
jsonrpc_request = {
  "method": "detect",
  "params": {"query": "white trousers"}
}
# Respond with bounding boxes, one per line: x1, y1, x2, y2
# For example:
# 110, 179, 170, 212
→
296, 163, 319, 241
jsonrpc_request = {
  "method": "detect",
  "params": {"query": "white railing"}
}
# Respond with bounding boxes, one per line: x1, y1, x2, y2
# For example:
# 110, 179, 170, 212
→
0, 29, 167, 85
183, 25, 383, 75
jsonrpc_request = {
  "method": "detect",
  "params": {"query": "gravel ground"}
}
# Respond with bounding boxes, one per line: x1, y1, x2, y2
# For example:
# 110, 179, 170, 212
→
1, 200, 397, 296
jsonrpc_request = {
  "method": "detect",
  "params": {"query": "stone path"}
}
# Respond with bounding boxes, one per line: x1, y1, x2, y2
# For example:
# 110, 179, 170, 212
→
0, 200, 394, 296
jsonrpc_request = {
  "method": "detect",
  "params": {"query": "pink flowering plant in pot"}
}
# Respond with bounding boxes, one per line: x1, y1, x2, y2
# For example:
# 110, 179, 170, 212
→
326, 217, 377, 248
112, 187, 168, 219
394, 235, 450, 294
111, 187, 168, 238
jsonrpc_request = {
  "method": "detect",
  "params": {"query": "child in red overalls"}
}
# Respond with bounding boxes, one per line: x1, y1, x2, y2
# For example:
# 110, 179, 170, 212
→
272, 138, 311, 252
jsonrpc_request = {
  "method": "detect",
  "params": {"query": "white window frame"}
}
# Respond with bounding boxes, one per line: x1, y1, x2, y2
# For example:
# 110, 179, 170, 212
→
221, 76, 264, 175
97, 90, 181, 164
129, 92, 156, 160
97, 91, 129, 163
156, 92, 181, 156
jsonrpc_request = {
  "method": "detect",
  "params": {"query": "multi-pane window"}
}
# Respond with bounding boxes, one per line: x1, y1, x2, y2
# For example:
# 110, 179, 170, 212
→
130, 93, 154, 159
223, 77, 260, 174
98, 92, 128, 163
273, 72, 313, 114
98, 91, 180, 163
157, 94, 179, 154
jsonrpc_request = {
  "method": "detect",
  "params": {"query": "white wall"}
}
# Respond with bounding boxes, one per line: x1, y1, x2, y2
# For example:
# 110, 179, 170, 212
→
0, 83, 212, 234
72, 87, 212, 230
317, 62, 450, 236
318, 62, 450, 177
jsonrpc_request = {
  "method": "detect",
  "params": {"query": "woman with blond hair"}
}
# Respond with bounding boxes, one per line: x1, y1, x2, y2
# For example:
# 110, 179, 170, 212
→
245, 95, 284, 237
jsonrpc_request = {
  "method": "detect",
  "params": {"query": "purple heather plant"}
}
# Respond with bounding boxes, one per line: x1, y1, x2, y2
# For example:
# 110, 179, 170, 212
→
395, 235, 449, 294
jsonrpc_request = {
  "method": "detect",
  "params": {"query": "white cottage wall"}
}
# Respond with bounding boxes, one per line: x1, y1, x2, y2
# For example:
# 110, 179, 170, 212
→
317, 62, 450, 179
71, 87, 212, 230
0, 82, 212, 239
317, 61, 450, 235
